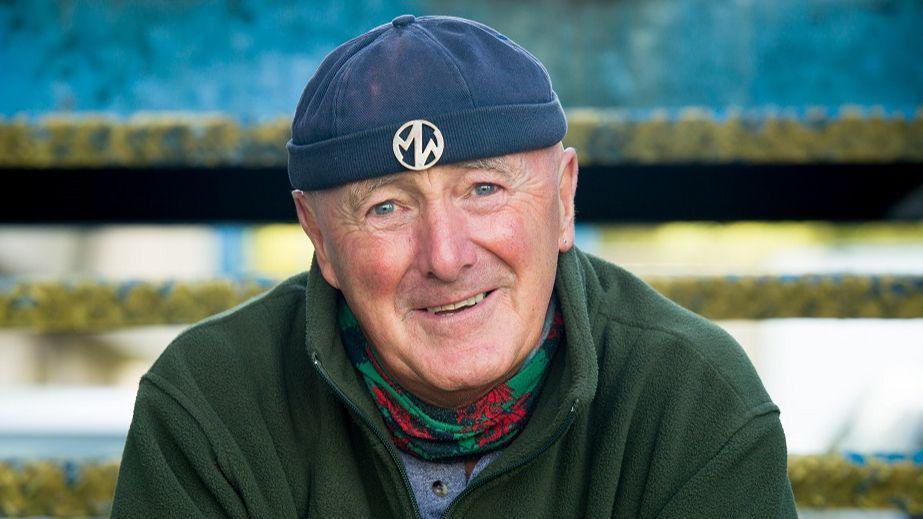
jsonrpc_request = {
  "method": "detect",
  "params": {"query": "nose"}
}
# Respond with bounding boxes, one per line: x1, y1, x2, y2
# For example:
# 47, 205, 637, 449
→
416, 202, 476, 282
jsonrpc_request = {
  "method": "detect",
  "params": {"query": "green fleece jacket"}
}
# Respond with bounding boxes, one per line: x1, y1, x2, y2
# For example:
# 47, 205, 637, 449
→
112, 248, 797, 518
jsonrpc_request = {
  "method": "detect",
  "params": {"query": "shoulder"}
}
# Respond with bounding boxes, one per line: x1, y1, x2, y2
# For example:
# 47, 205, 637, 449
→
570, 253, 789, 515
582, 252, 773, 413
142, 272, 309, 403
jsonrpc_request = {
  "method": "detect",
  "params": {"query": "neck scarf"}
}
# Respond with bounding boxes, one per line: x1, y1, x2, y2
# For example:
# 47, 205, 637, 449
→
337, 295, 564, 462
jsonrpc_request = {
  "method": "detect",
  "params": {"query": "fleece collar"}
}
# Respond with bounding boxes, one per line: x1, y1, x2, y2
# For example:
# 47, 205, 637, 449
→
304, 247, 600, 471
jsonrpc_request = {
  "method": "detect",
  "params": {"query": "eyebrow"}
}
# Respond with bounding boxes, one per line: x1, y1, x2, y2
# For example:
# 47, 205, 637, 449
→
344, 174, 401, 212
458, 156, 518, 178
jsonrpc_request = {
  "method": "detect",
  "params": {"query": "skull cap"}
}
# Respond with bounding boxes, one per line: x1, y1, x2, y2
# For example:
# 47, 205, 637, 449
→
286, 14, 567, 190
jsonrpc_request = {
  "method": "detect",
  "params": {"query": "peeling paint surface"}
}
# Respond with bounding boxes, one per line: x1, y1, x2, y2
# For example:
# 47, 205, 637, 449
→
1, 0, 921, 117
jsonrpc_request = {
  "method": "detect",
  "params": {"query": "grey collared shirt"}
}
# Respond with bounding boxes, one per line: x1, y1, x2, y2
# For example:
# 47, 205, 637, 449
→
399, 450, 502, 518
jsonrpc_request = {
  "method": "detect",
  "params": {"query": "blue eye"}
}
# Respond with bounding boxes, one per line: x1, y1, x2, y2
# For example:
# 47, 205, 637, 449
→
474, 183, 498, 196
372, 201, 396, 216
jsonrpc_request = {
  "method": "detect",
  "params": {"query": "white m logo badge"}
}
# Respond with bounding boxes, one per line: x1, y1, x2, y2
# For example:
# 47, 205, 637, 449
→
392, 119, 445, 170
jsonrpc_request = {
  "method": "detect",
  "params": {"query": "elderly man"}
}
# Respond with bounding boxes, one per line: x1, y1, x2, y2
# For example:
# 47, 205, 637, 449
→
112, 14, 797, 518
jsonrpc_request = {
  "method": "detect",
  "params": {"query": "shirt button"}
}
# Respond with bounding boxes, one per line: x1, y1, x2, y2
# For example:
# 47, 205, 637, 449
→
432, 480, 449, 497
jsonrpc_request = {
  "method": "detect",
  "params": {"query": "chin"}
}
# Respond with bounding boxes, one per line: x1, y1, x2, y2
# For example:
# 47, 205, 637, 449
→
423, 339, 520, 393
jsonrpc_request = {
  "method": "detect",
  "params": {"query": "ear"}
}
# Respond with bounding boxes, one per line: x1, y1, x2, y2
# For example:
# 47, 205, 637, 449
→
556, 147, 579, 252
292, 190, 341, 289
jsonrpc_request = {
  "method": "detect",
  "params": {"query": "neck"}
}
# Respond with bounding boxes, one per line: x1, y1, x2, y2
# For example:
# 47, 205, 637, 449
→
403, 382, 498, 409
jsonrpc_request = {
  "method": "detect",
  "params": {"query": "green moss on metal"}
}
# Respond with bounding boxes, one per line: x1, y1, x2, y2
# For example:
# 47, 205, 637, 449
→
0, 461, 118, 517
567, 106, 923, 164
0, 279, 274, 332
0, 274, 920, 332
0, 455, 920, 516
0, 114, 291, 168
789, 454, 923, 512
1, 107, 920, 168
648, 274, 923, 320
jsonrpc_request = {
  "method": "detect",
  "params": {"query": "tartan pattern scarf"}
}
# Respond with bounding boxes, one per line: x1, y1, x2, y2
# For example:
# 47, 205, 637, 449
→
337, 296, 564, 462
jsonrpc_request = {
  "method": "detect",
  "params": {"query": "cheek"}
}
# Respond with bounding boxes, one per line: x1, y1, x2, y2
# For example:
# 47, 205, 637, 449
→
332, 232, 413, 299
484, 199, 559, 259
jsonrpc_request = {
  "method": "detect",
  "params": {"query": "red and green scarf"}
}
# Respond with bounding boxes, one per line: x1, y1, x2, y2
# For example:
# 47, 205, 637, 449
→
338, 296, 563, 462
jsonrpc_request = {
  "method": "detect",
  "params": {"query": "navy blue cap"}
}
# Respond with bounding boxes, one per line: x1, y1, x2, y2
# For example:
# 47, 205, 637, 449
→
287, 15, 567, 191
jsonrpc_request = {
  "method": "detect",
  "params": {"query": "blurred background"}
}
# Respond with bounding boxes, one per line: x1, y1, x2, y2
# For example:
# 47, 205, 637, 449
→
1, 0, 922, 517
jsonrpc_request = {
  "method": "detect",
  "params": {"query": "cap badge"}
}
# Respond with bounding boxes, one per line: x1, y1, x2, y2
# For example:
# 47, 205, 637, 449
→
393, 119, 444, 170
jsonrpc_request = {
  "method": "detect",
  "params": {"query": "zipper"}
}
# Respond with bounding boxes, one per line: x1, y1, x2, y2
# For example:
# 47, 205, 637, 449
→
440, 398, 580, 519
311, 350, 423, 519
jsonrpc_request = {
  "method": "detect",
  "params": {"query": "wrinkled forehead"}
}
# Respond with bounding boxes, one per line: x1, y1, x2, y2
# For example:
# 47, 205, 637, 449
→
307, 146, 560, 217
343, 156, 518, 205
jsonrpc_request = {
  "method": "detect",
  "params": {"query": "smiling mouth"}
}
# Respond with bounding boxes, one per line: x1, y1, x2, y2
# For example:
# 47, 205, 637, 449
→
425, 291, 492, 315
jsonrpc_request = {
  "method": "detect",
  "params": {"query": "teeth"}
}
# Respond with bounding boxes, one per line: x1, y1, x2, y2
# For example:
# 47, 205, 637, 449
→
427, 292, 486, 314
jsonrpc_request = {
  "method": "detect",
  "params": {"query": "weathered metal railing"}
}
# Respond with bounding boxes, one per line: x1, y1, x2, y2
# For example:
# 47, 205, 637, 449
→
1, 107, 921, 168
2, 106, 922, 514
1, 453, 921, 517
2, 275, 921, 514
1, 275, 921, 332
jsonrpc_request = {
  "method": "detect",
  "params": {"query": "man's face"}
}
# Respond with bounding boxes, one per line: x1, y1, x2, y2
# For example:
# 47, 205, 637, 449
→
295, 145, 578, 407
